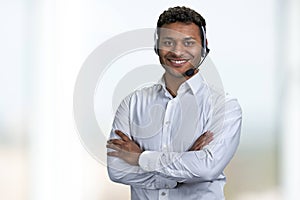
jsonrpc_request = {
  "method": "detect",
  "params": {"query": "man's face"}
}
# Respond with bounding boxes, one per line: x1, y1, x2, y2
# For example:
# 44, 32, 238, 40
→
158, 22, 202, 78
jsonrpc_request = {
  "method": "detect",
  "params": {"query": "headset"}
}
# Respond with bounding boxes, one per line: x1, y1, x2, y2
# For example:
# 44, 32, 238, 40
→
154, 25, 210, 76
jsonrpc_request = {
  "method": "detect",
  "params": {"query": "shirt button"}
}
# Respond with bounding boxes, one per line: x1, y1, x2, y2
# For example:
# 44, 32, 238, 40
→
161, 192, 166, 196
165, 121, 170, 125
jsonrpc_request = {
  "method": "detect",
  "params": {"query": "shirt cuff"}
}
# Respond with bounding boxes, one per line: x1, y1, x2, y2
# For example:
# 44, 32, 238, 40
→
138, 151, 162, 172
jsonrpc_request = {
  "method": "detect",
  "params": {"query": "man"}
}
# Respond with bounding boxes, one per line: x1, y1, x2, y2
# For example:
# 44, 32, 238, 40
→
106, 6, 242, 199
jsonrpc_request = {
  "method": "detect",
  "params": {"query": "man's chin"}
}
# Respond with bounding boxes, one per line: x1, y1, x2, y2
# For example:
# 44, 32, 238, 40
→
164, 67, 186, 78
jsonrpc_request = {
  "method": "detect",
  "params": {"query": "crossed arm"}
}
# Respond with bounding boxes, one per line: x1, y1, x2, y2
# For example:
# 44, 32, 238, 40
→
107, 129, 213, 189
106, 95, 242, 188
107, 130, 213, 166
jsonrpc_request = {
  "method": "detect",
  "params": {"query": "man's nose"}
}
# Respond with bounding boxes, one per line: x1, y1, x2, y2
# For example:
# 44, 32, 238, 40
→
171, 43, 185, 56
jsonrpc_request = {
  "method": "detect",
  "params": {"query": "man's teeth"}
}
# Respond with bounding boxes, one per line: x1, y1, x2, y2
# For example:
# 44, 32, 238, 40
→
171, 60, 187, 64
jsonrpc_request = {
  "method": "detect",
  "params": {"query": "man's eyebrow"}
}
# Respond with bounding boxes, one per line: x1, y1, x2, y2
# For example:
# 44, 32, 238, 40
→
161, 37, 174, 40
183, 37, 196, 40
161, 36, 197, 40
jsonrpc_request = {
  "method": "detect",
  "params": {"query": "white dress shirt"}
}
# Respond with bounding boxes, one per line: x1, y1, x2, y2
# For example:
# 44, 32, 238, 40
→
107, 72, 242, 200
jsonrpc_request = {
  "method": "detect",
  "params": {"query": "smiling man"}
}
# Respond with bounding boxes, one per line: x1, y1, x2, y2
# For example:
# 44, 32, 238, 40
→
107, 6, 242, 200
158, 21, 204, 97
159, 22, 202, 75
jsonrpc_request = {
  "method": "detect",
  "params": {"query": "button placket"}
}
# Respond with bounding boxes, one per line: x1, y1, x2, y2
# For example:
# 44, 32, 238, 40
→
162, 100, 172, 151
158, 189, 169, 200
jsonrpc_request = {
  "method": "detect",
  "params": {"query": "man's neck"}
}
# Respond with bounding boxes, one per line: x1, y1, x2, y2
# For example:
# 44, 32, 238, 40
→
164, 70, 198, 97
164, 74, 184, 97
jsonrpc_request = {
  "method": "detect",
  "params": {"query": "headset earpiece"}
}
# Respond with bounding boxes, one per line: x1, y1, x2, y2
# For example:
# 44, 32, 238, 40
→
200, 26, 209, 57
154, 28, 159, 55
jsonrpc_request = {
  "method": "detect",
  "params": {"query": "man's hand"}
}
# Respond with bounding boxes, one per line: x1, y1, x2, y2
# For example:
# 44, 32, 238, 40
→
188, 131, 213, 151
107, 130, 142, 166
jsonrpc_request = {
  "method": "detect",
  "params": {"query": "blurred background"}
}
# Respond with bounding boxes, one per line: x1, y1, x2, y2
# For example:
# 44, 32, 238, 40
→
0, 0, 299, 199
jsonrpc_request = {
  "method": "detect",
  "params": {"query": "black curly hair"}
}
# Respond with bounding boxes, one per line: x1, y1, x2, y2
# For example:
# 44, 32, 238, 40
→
157, 6, 207, 39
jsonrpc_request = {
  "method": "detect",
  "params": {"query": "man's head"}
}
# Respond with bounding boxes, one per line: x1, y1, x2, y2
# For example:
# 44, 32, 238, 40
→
155, 6, 208, 78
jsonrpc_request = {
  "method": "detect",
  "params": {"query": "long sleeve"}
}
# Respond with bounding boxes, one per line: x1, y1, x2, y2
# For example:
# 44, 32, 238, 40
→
107, 95, 177, 189
138, 97, 242, 183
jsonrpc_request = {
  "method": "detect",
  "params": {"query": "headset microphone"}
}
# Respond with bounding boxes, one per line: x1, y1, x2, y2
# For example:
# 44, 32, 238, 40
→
183, 49, 209, 77
185, 68, 196, 77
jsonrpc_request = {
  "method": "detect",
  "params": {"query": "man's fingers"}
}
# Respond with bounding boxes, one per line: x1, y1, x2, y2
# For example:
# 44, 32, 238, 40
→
108, 139, 125, 146
204, 131, 213, 138
205, 132, 214, 143
106, 143, 122, 151
189, 131, 214, 151
107, 151, 119, 157
202, 131, 213, 141
195, 131, 211, 142
192, 144, 203, 151
194, 141, 205, 150
189, 144, 196, 151
115, 130, 130, 141
194, 141, 208, 150
206, 134, 213, 143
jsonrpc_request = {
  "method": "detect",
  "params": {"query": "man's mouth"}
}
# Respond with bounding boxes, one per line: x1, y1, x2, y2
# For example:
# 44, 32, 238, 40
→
168, 59, 189, 66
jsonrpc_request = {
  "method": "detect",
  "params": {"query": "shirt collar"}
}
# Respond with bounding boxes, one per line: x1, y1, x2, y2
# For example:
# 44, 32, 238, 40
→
185, 72, 206, 95
156, 72, 206, 96
156, 76, 173, 98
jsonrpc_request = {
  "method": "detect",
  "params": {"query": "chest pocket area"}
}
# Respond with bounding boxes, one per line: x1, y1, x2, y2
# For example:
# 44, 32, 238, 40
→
130, 104, 165, 150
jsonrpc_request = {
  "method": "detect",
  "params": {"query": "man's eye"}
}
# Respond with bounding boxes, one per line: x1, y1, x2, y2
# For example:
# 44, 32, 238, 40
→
163, 41, 174, 46
184, 41, 195, 46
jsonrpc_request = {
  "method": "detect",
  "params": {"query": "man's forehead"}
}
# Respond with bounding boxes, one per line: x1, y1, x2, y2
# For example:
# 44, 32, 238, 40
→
161, 35, 197, 41
158, 23, 201, 39
159, 29, 200, 41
